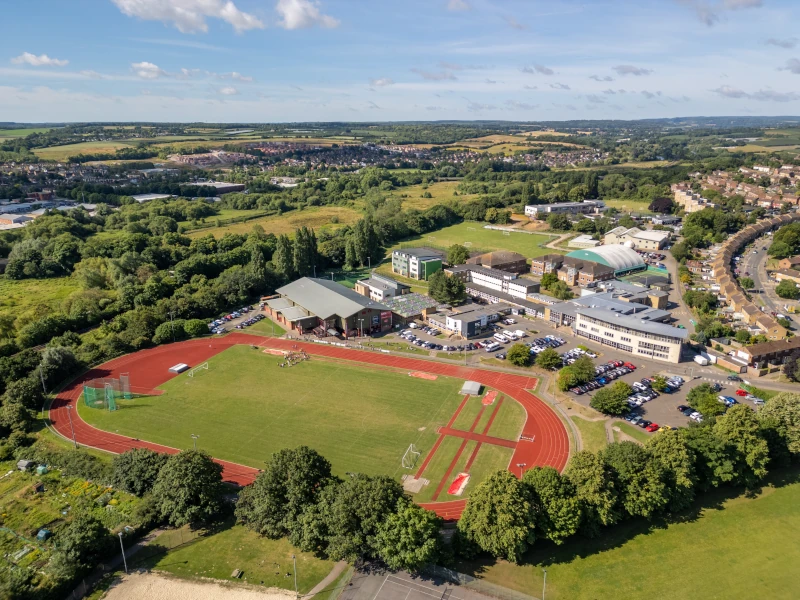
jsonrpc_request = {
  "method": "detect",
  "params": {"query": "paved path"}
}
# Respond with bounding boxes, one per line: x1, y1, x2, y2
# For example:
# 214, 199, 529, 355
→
49, 333, 570, 520
307, 561, 349, 598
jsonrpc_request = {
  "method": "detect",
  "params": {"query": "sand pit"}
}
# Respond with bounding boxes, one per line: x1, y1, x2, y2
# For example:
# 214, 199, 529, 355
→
101, 571, 296, 600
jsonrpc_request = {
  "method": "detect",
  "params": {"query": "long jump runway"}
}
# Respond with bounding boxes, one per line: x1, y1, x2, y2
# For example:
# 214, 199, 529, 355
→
48, 333, 570, 520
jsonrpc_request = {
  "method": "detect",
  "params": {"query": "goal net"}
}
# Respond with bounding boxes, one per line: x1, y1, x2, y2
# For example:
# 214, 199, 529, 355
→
401, 444, 421, 469
187, 362, 209, 378
83, 374, 132, 411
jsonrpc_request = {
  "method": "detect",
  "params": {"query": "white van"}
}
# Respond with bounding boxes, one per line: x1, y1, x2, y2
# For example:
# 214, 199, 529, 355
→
503, 330, 518, 340
493, 333, 509, 343
484, 341, 501, 352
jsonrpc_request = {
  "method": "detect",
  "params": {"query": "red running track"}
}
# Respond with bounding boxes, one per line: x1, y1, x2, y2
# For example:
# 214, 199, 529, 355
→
49, 333, 570, 520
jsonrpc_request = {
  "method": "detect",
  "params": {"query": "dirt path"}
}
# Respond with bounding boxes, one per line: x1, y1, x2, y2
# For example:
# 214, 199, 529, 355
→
101, 572, 295, 600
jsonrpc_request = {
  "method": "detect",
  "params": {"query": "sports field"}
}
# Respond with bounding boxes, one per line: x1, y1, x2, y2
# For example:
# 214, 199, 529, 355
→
391, 222, 555, 257
78, 345, 524, 500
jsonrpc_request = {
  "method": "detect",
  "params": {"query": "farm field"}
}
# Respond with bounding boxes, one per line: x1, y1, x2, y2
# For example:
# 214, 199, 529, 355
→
78, 346, 521, 500
457, 465, 800, 600
0, 275, 81, 315
0, 127, 55, 139
33, 140, 135, 160
603, 199, 655, 214
390, 181, 479, 210
389, 221, 555, 257
187, 206, 361, 238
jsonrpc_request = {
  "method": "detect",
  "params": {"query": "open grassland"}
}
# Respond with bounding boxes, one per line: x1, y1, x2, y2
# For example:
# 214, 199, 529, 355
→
33, 140, 135, 160
603, 199, 655, 214
570, 416, 607, 453
136, 521, 333, 594
458, 466, 800, 600
187, 206, 361, 238
390, 181, 480, 210
0, 127, 55, 139
390, 221, 555, 257
79, 346, 467, 478
0, 275, 80, 315
178, 208, 267, 227
613, 420, 650, 443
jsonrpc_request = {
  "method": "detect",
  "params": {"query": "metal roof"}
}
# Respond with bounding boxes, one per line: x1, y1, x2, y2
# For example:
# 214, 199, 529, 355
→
566, 245, 645, 272
576, 307, 689, 340
277, 277, 389, 320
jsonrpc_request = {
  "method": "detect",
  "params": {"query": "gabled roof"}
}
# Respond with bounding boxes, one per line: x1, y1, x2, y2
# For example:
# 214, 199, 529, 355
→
277, 277, 389, 320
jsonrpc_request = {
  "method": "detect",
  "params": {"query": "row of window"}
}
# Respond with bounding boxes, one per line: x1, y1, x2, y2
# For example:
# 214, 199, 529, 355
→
579, 314, 682, 344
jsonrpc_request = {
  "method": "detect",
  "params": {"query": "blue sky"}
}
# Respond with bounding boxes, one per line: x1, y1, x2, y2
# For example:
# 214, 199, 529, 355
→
1, 0, 799, 122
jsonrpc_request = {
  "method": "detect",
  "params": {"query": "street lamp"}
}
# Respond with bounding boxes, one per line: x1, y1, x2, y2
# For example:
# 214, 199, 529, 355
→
516, 462, 527, 477
292, 554, 298, 599
542, 569, 547, 600
118, 532, 128, 574
191, 434, 199, 450
66, 404, 77, 449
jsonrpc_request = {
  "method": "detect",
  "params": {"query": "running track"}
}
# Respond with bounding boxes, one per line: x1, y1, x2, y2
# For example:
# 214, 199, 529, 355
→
49, 333, 570, 520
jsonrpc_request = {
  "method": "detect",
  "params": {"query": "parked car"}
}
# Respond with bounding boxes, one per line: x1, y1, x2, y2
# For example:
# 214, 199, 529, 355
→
727, 374, 742, 381
637, 420, 652, 429
645, 423, 660, 433
735, 389, 748, 397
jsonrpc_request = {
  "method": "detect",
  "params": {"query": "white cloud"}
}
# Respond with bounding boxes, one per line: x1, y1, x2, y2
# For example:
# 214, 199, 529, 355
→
750, 89, 800, 102
132, 61, 167, 79
712, 85, 750, 98
369, 77, 394, 87
465, 100, 497, 111
484, 78, 496, 84
676, 0, 763, 26
766, 37, 797, 49
112, 0, 264, 34
612, 65, 652, 76
11, 52, 68, 67
781, 58, 800, 75
522, 64, 553, 75
505, 100, 538, 110
411, 68, 457, 81
276, 0, 339, 30
589, 74, 613, 82
79, 70, 105, 79
223, 71, 253, 81
504, 16, 527, 30
549, 82, 570, 90
447, 0, 471, 10
219, 86, 239, 95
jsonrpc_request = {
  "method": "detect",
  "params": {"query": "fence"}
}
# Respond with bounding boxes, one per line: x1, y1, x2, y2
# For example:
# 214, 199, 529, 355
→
82, 374, 131, 411
423, 564, 539, 600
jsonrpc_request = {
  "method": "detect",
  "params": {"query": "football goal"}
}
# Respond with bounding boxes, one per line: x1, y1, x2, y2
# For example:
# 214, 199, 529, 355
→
401, 444, 421, 469
187, 362, 209, 378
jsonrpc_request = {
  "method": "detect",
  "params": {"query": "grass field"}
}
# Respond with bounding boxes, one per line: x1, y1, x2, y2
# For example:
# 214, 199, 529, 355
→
457, 465, 800, 600
187, 206, 361, 238
178, 208, 267, 227
0, 127, 55, 139
78, 346, 521, 498
390, 181, 480, 210
33, 140, 135, 160
613, 420, 650, 443
570, 416, 607, 453
0, 275, 81, 315
390, 222, 554, 257
137, 521, 334, 593
603, 199, 654, 214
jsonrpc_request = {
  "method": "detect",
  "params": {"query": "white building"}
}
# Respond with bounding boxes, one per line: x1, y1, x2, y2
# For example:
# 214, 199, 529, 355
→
446, 265, 538, 300
574, 307, 688, 363
604, 227, 670, 250
568, 234, 601, 248
524, 200, 606, 218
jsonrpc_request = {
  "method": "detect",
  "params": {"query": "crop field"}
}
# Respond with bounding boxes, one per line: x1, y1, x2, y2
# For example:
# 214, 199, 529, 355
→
0, 127, 55, 139
78, 346, 523, 501
391, 221, 555, 257
33, 140, 135, 160
457, 465, 800, 600
187, 205, 362, 238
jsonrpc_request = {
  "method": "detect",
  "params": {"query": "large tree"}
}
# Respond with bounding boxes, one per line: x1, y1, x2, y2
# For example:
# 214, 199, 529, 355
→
646, 430, 696, 512
507, 343, 531, 367
111, 448, 169, 497
446, 244, 471, 266
600, 442, 668, 519
590, 381, 632, 416
523, 467, 581, 544
564, 450, 619, 536
235, 446, 333, 538
713, 405, 770, 488
375, 500, 442, 572
57, 512, 112, 567
272, 234, 294, 280
152, 450, 225, 526
428, 271, 466, 304
457, 470, 536, 563
776, 279, 799, 299
535, 347, 562, 370
571, 355, 596, 384
758, 392, 800, 457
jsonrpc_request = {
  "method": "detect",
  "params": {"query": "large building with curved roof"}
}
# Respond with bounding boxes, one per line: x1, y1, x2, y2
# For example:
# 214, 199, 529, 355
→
566, 245, 646, 275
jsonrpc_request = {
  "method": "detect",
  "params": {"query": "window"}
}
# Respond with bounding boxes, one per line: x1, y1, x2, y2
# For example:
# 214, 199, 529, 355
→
621, 336, 631, 342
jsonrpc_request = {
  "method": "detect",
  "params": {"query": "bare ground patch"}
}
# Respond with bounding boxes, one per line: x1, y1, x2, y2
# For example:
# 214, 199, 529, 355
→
100, 571, 296, 600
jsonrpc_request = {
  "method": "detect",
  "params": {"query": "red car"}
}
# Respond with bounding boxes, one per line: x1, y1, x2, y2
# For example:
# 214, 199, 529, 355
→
735, 389, 748, 397
645, 423, 660, 433
624, 362, 636, 370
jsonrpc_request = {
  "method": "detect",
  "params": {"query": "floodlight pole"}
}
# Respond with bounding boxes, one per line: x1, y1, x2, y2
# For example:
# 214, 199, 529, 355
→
542, 569, 547, 600
191, 434, 199, 450
292, 554, 298, 599
516, 462, 527, 478
119, 532, 128, 574
66, 404, 77, 449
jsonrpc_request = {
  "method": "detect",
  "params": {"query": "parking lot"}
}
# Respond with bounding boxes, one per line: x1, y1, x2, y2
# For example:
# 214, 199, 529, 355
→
208, 305, 264, 334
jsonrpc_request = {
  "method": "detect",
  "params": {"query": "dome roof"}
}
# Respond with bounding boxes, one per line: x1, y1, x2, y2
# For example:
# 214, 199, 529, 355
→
565, 245, 645, 272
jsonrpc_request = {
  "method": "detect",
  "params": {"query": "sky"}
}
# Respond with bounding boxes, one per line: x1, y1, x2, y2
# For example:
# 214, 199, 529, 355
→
1, 0, 800, 123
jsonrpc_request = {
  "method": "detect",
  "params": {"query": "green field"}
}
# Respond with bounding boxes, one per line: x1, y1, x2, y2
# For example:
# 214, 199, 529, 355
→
137, 521, 334, 593
391, 222, 554, 257
77, 346, 521, 497
0, 275, 81, 315
603, 199, 654, 214
0, 127, 55, 139
458, 466, 800, 600
570, 416, 607, 452
33, 140, 135, 160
